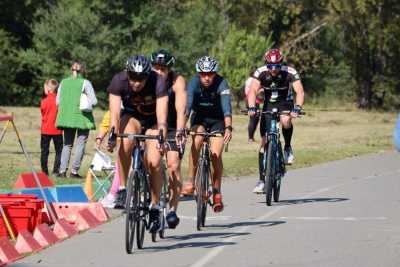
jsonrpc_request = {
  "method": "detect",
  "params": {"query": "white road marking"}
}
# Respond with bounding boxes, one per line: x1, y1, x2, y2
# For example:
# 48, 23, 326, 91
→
279, 216, 387, 221
190, 169, 400, 267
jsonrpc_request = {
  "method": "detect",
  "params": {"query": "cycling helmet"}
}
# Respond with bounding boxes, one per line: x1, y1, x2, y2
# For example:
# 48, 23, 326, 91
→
195, 56, 219, 73
150, 49, 175, 67
125, 55, 151, 79
264, 48, 283, 64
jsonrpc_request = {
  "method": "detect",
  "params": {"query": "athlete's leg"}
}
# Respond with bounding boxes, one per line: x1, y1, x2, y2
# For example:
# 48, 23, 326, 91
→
144, 127, 163, 207
118, 115, 141, 187
167, 150, 182, 211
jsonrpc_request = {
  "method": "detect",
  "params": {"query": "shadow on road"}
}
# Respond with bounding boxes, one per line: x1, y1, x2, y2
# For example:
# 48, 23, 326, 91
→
207, 220, 285, 229
260, 197, 349, 206
168, 231, 249, 241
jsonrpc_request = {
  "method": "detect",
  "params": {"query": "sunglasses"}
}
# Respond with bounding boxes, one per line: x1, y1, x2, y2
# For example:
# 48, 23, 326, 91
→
266, 64, 282, 70
127, 72, 148, 81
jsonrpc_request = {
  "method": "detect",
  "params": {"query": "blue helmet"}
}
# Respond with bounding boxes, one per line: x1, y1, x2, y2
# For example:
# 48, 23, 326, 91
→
195, 56, 219, 73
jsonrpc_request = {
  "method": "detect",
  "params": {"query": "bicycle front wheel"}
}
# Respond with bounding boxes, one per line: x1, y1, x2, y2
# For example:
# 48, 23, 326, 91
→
195, 160, 208, 231
264, 141, 274, 206
136, 172, 149, 249
125, 171, 138, 254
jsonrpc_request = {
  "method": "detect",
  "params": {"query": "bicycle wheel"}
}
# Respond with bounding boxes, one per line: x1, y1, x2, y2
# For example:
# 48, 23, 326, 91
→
136, 172, 148, 249
264, 141, 274, 206
195, 160, 208, 231
125, 171, 138, 254
273, 143, 284, 202
159, 168, 168, 239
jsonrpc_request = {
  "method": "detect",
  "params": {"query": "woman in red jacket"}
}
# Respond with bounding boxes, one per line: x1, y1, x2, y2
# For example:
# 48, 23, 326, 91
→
40, 79, 63, 175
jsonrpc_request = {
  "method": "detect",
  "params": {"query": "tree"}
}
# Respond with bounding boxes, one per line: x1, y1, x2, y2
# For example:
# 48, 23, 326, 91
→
329, 0, 400, 108
212, 25, 272, 108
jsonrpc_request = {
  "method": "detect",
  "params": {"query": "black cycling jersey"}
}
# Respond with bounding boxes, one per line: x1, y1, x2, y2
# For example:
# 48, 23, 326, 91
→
166, 71, 179, 130
252, 65, 300, 104
107, 70, 167, 120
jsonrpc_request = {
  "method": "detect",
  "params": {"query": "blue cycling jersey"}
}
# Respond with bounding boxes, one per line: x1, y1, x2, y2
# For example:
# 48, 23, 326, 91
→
186, 74, 232, 120
395, 114, 400, 151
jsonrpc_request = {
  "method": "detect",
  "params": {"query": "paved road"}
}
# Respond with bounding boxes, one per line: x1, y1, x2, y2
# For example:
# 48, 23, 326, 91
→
11, 152, 400, 267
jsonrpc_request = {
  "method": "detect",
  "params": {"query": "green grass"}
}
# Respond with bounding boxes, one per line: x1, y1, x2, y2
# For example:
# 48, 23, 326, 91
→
0, 106, 397, 190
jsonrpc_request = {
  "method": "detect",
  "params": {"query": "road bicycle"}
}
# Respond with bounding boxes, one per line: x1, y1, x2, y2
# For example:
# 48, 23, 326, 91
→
110, 129, 163, 254
244, 108, 304, 206
190, 131, 224, 230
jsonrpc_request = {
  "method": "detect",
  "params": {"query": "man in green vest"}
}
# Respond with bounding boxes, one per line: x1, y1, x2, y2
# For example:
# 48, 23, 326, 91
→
56, 60, 97, 178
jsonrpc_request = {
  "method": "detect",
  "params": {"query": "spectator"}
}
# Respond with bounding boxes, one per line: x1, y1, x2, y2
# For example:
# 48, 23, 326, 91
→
94, 110, 122, 208
40, 79, 63, 175
244, 70, 264, 143
395, 114, 400, 151
56, 61, 97, 178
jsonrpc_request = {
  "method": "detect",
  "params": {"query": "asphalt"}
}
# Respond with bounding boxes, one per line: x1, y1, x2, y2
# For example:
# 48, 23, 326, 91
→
10, 151, 400, 267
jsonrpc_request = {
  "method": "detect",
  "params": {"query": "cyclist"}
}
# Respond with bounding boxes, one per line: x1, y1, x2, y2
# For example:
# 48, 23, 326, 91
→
248, 48, 304, 193
184, 56, 232, 213
107, 55, 168, 233
150, 49, 187, 229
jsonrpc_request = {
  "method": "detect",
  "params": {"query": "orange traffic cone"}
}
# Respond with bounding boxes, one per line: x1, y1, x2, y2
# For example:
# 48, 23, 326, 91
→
83, 171, 94, 201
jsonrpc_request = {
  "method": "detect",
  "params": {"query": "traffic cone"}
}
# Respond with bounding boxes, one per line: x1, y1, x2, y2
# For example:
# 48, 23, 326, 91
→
83, 171, 94, 201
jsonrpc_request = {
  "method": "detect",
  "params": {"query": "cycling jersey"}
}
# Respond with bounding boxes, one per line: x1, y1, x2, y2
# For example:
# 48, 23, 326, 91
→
107, 70, 167, 124
186, 74, 232, 121
166, 71, 179, 130
252, 65, 300, 104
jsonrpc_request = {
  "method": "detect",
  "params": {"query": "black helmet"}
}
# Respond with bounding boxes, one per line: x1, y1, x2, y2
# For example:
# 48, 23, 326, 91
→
125, 55, 151, 80
150, 49, 175, 67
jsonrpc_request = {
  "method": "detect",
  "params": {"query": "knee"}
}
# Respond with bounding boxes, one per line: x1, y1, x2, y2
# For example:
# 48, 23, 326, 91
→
281, 117, 292, 129
148, 159, 161, 171
211, 153, 222, 165
168, 161, 179, 172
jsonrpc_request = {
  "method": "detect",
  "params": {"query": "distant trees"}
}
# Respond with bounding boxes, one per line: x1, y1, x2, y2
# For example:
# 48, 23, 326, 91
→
0, 0, 399, 109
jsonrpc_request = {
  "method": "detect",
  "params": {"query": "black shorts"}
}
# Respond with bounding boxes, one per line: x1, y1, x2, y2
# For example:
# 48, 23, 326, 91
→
191, 115, 225, 133
260, 100, 293, 137
121, 109, 157, 134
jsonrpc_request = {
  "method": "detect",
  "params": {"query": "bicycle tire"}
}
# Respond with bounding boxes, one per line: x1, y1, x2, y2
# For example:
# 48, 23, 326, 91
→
201, 163, 209, 227
273, 141, 285, 202
125, 171, 137, 254
264, 141, 274, 206
136, 172, 148, 249
195, 160, 208, 231
159, 171, 168, 239
273, 179, 281, 202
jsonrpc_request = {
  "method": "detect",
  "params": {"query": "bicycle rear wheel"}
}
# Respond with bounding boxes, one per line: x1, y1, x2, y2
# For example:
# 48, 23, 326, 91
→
125, 171, 138, 254
195, 160, 208, 231
136, 172, 149, 249
264, 141, 274, 206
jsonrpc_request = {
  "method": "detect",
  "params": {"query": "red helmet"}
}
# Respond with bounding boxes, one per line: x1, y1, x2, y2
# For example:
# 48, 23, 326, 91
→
264, 48, 283, 64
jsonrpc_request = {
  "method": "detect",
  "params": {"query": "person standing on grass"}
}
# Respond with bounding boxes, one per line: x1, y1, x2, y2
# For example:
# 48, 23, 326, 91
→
40, 79, 63, 175
56, 61, 97, 178
244, 69, 264, 143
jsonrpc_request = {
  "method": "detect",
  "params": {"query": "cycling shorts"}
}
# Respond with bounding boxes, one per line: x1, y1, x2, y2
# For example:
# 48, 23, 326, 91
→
260, 100, 293, 137
191, 115, 225, 133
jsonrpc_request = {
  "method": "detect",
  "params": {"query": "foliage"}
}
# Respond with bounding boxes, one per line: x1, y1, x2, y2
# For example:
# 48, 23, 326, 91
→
0, 0, 399, 109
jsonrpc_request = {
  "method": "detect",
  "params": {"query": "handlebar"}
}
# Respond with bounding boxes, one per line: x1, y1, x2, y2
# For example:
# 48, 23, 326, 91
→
108, 127, 164, 143
188, 131, 224, 138
240, 109, 306, 116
